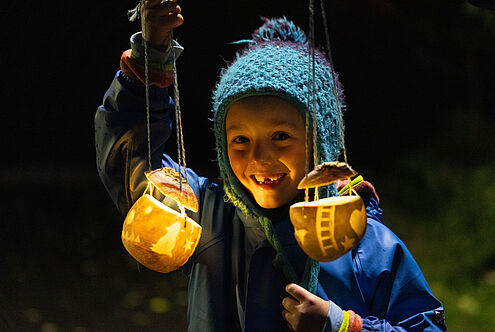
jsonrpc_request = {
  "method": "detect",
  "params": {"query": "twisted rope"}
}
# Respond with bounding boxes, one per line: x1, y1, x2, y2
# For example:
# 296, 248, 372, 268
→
320, 0, 347, 164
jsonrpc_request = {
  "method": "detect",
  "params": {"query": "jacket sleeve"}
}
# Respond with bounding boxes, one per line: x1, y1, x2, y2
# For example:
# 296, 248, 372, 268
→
95, 69, 175, 215
356, 209, 446, 331
95, 34, 207, 216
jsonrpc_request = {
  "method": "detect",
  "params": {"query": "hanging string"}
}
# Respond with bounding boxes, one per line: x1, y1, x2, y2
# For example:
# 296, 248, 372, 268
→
304, 18, 311, 178
310, 7, 318, 171
308, 0, 320, 203
171, 30, 188, 188
304, 94, 310, 177
320, 0, 348, 164
141, 0, 152, 172
308, 0, 319, 172
139, 2, 189, 192
302, 0, 321, 296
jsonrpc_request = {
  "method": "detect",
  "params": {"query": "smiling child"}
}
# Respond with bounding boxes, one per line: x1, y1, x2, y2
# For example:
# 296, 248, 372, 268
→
226, 96, 307, 209
95, 1, 446, 331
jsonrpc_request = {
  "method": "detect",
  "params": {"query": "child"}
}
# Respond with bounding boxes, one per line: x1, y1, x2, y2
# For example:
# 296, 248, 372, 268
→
95, 1, 446, 331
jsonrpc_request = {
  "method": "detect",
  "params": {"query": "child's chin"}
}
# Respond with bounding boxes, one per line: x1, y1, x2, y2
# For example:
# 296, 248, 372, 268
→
255, 197, 289, 209
252, 189, 303, 210
259, 202, 281, 209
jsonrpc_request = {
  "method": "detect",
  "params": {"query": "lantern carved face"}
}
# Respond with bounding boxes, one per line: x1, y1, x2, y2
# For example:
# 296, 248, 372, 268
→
290, 162, 367, 262
121, 167, 202, 273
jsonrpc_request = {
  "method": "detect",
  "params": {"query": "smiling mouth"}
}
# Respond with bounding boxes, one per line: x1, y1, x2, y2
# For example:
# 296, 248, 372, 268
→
250, 173, 287, 185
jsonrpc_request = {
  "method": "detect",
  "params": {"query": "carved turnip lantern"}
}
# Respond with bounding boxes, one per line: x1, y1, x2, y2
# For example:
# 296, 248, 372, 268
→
122, 167, 202, 273
119, 10, 202, 273
290, 162, 367, 262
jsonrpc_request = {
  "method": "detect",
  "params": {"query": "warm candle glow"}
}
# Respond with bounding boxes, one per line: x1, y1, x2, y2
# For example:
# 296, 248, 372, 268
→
122, 194, 202, 273
290, 195, 366, 262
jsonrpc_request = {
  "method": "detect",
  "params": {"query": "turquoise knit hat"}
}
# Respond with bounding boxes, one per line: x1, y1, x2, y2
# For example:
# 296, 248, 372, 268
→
211, 17, 345, 292
213, 17, 344, 209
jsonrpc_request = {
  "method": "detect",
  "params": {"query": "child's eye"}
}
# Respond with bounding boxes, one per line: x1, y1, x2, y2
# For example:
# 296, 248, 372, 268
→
232, 136, 249, 144
272, 132, 290, 141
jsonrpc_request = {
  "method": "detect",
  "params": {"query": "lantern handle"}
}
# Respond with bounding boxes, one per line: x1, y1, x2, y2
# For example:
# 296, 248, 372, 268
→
337, 175, 364, 196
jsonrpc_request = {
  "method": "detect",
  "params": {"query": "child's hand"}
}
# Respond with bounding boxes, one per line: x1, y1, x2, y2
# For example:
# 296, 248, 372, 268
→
282, 283, 330, 332
141, 0, 183, 50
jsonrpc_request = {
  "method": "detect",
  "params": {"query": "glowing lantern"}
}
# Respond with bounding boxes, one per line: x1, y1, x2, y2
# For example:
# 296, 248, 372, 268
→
122, 167, 202, 273
290, 162, 367, 262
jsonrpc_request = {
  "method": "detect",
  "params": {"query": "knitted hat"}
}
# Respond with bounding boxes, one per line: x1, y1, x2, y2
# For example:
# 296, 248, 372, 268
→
211, 17, 345, 293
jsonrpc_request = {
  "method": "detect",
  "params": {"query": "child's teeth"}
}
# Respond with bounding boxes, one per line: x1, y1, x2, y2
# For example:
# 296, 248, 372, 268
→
255, 175, 266, 182
254, 175, 283, 183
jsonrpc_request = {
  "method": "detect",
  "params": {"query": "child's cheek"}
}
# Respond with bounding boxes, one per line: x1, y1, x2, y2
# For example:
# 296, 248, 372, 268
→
281, 145, 306, 182
228, 148, 248, 182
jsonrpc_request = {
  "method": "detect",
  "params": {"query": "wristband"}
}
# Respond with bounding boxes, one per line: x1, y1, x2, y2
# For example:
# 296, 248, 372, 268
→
120, 49, 174, 88
347, 310, 363, 332
338, 310, 350, 332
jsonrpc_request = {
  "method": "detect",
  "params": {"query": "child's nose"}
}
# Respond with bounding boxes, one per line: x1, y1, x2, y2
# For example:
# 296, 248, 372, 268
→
251, 140, 274, 163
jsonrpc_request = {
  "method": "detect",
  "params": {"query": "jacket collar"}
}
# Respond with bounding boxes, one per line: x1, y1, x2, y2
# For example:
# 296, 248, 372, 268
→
236, 207, 299, 248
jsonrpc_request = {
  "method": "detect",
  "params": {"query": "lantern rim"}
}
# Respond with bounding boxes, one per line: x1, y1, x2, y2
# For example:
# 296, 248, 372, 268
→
290, 195, 362, 208
297, 161, 357, 189
142, 194, 201, 228
145, 167, 199, 212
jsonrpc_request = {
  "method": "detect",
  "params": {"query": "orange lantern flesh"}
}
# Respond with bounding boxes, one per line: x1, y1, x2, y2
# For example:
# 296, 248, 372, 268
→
122, 194, 202, 273
290, 195, 366, 262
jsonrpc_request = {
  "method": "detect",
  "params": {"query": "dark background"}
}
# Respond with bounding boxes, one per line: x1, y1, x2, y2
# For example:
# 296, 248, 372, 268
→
2, 0, 494, 331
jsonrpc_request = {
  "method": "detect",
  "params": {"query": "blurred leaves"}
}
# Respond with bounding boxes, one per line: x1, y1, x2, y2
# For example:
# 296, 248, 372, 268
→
464, 2, 495, 34
24, 308, 43, 324
124, 290, 146, 309
149, 297, 171, 314
378, 109, 495, 330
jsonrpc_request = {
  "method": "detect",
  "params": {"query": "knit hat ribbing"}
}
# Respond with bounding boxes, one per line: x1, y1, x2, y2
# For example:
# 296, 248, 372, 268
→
211, 17, 345, 293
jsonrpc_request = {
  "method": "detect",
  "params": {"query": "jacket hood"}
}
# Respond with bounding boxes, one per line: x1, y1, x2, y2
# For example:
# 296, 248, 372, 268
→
210, 17, 345, 293
212, 17, 345, 218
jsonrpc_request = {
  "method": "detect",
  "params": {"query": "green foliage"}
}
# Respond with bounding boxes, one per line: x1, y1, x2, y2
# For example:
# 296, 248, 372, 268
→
464, 3, 495, 35
378, 111, 495, 330
415, 163, 495, 330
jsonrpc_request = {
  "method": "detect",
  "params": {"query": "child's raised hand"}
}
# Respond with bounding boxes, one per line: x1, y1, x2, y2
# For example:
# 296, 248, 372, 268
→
282, 283, 330, 332
140, 0, 183, 50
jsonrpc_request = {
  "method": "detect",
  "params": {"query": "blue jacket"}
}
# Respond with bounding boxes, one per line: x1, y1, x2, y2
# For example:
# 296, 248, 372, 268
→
95, 70, 446, 332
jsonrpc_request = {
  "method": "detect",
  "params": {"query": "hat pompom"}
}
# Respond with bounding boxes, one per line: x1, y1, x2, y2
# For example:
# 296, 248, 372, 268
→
252, 17, 307, 44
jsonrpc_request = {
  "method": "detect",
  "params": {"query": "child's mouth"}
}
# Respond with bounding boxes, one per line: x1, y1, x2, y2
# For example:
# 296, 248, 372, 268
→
250, 173, 286, 187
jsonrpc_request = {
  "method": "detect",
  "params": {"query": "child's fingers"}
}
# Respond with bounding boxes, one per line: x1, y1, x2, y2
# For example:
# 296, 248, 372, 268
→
146, 0, 161, 5
144, 0, 175, 6
282, 309, 289, 319
143, 1, 181, 17
158, 5, 181, 18
282, 310, 296, 332
142, 1, 183, 33
141, 0, 164, 12
285, 283, 309, 303
282, 296, 298, 312
149, 14, 183, 30
154, 7, 181, 23
157, 1, 181, 16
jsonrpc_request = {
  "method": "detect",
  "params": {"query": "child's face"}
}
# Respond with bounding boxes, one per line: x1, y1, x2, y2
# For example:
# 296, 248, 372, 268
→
226, 96, 306, 209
